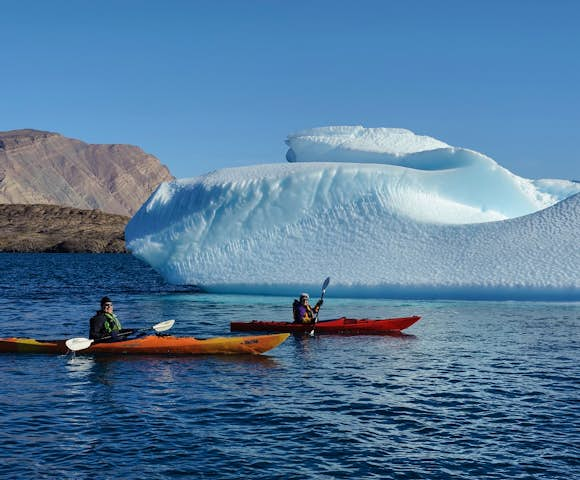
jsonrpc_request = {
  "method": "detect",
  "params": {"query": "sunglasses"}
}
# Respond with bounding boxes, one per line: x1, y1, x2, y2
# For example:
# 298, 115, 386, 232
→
103, 303, 113, 307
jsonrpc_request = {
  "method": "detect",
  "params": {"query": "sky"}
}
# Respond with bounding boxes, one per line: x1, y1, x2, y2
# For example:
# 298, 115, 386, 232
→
1, 0, 579, 181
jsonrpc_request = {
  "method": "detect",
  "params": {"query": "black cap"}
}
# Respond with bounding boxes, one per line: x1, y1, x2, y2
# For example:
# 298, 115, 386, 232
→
100, 296, 112, 306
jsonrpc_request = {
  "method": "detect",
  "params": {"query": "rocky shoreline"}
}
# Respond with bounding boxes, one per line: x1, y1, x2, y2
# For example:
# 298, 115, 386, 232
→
0, 204, 130, 253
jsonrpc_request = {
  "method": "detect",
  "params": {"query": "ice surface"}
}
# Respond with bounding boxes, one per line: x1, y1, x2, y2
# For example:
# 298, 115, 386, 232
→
285, 126, 450, 162
126, 127, 580, 300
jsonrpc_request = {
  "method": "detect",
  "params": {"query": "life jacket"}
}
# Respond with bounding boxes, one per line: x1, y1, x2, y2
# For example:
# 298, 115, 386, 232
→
103, 312, 122, 333
293, 299, 315, 324
89, 311, 123, 339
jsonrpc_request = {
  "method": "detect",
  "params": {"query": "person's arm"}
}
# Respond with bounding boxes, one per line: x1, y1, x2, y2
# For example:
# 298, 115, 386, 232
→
293, 301, 303, 323
314, 299, 323, 312
89, 314, 105, 339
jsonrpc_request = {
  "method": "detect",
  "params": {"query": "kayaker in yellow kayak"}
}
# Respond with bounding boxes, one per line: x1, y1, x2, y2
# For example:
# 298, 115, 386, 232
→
89, 296, 131, 340
292, 293, 323, 324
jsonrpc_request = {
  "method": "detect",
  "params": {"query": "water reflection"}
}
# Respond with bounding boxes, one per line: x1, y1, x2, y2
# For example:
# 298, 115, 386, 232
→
65, 353, 282, 386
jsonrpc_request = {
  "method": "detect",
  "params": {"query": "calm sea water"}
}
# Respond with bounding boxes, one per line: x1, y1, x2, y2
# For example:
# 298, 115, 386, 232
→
0, 254, 578, 480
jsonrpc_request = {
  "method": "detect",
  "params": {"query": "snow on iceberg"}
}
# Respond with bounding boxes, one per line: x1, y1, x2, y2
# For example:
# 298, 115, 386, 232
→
126, 126, 580, 300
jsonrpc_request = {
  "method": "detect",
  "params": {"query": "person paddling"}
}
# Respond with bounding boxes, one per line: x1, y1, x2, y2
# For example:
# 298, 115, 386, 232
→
292, 293, 323, 324
89, 296, 132, 340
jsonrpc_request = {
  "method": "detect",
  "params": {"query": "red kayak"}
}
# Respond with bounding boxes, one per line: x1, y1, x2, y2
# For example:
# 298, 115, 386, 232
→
230, 316, 421, 335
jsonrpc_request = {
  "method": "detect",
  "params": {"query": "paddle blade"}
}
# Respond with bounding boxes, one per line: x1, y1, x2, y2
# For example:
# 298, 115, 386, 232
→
322, 276, 330, 292
65, 337, 94, 352
153, 319, 175, 332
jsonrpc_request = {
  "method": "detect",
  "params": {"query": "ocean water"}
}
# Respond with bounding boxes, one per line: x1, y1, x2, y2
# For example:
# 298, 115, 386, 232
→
0, 254, 578, 480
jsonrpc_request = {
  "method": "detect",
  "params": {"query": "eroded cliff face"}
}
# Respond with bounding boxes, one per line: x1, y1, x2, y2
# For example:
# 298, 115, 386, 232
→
0, 129, 174, 216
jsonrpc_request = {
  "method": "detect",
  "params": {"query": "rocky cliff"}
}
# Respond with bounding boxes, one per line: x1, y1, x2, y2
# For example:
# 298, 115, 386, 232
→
0, 129, 174, 216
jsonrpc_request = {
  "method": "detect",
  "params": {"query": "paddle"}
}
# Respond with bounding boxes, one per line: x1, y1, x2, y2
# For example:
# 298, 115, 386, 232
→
65, 319, 175, 352
310, 277, 330, 337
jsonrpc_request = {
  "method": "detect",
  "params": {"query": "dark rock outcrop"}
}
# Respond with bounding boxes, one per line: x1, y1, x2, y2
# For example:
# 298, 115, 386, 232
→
0, 204, 130, 253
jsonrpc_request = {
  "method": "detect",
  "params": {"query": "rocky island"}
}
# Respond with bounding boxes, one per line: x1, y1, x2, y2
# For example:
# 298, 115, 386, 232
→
0, 129, 173, 252
0, 204, 130, 253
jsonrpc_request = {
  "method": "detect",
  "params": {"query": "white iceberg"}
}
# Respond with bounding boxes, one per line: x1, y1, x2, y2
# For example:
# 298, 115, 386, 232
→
126, 126, 580, 300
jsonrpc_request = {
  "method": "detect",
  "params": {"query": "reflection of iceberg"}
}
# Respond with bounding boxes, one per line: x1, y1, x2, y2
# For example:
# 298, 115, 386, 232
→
126, 126, 580, 300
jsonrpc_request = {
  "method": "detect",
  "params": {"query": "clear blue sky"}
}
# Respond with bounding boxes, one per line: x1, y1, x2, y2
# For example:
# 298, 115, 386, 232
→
2, 0, 579, 180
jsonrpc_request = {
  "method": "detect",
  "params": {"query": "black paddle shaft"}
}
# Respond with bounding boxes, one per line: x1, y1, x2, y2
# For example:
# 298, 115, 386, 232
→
313, 277, 330, 326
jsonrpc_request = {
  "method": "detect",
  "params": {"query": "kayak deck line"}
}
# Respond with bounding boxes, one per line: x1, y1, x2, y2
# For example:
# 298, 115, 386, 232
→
0, 333, 290, 356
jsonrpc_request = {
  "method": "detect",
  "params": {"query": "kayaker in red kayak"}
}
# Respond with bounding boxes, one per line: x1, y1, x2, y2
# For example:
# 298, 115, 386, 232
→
292, 293, 323, 324
89, 296, 132, 340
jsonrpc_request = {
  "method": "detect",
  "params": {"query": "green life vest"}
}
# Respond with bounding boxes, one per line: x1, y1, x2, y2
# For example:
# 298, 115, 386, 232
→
104, 312, 122, 333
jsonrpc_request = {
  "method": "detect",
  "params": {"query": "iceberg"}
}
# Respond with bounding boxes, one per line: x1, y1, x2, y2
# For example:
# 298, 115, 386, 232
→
126, 126, 580, 300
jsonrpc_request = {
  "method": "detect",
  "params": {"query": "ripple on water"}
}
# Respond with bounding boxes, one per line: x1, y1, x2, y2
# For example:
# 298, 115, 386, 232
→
0, 255, 578, 479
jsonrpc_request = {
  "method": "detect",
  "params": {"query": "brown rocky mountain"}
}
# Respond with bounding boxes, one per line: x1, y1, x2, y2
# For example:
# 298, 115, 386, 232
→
0, 204, 129, 253
0, 129, 174, 216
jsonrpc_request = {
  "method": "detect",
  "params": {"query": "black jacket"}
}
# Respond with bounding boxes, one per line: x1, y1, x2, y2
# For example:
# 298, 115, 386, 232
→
89, 310, 122, 340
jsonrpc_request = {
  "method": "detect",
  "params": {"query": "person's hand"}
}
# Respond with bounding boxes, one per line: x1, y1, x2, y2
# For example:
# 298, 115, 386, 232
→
316, 299, 323, 308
